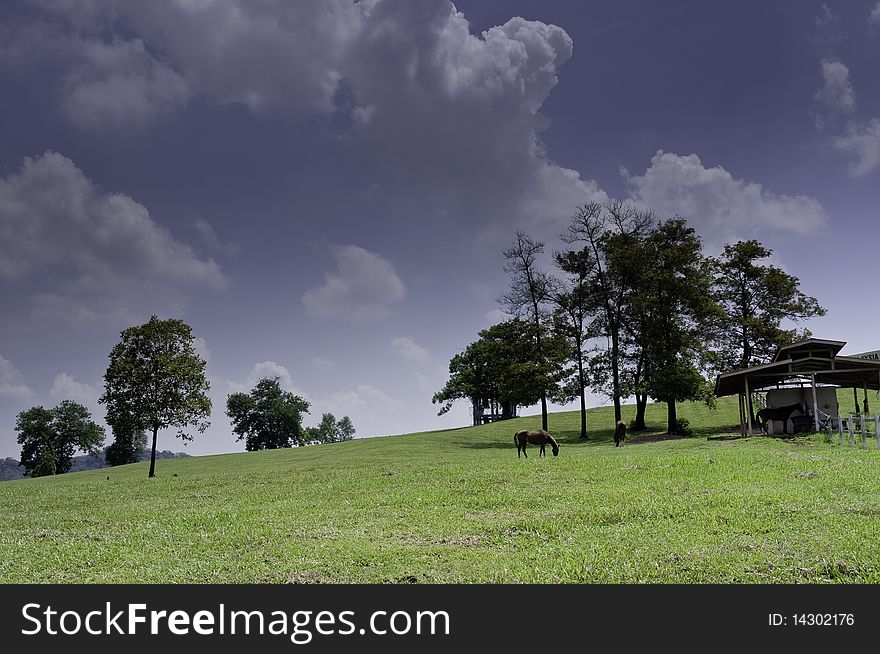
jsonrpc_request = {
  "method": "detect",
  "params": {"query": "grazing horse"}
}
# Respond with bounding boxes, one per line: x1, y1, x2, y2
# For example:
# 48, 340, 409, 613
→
613, 420, 627, 447
514, 429, 559, 458
755, 402, 802, 435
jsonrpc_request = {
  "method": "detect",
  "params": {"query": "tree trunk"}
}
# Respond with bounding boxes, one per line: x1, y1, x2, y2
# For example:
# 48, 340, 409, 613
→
148, 426, 158, 478
575, 355, 587, 439
666, 401, 678, 435
610, 327, 622, 423
540, 391, 548, 432
633, 394, 647, 430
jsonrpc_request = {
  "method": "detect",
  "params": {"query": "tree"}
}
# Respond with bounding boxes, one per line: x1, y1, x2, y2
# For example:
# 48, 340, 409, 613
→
305, 413, 356, 444
712, 240, 826, 370
15, 401, 104, 477
226, 377, 310, 450
637, 218, 720, 434
499, 231, 557, 431
561, 201, 654, 423
100, 315, 211, 478
433, 319, 546, 424
105, 412, 148, 467
553, 246, 597, 439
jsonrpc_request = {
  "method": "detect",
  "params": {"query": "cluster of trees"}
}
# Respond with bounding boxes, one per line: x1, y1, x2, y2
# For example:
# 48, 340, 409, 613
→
14, 316, 354, 479
434, 201, 825, 437
225, 377, 354, 450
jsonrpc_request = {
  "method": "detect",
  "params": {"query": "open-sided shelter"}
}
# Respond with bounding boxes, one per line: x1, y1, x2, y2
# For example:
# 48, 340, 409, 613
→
714, 339, 880, 435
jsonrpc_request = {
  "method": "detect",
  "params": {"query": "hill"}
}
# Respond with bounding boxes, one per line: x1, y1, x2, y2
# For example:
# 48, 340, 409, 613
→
1, 395, 879, 583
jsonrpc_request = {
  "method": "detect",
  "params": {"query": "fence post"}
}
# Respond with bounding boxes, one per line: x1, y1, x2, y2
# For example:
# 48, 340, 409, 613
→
876, 416, 879, 450
849, 414, 854, 447
839, 416, 844, 446
861, 414, 867, 449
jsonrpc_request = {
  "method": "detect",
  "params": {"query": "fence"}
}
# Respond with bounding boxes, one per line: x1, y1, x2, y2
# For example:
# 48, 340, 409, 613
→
827, 414, 880, 449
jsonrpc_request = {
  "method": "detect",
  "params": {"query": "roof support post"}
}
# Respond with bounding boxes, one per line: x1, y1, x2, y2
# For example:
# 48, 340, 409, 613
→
745, 376, 752, 435
811, 373, 819, 432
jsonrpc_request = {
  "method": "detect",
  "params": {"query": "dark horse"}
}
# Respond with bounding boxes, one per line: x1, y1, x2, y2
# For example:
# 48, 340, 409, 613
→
613, 420, 627, 447
755, 402, 802, 435
514, 429, 559, 458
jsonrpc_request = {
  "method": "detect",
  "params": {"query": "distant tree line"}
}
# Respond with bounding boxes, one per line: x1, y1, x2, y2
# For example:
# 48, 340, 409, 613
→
13, 316, 355, 479
434, 201, 825, 437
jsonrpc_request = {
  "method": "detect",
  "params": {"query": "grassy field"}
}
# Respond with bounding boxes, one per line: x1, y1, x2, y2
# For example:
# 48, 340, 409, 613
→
2, 395, 880, 583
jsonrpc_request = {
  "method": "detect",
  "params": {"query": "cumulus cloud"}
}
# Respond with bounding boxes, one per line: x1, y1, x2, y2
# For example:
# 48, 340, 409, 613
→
228, 361, 311, 400
4, 1, 605, 234
63, 37, 190, 130
192, 218, 240, 256
49, 373, 98, 406
815, 59, 855, 115
391, 336, 430, 364
0, 151, 225, 324
623, 151, 825, 241
871, 2, 880, 25
0, 355, 32, 401
343, 2, 606, 232
302, 245, 405, 320
833, 119, 880, 177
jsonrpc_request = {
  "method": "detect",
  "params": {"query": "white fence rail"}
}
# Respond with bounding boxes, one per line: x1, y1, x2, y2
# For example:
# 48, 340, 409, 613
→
828, 414, 880, 449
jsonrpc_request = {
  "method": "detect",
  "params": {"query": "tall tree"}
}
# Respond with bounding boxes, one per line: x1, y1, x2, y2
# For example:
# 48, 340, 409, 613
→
561, 201, 654, 423
226, 377, 310, 450
638, 218, 720, 434
553, 246, 599, 439
713, 240, 826, 370
100, 315, 211, 478
15, 401, 104, 477
499, 231, 556, 431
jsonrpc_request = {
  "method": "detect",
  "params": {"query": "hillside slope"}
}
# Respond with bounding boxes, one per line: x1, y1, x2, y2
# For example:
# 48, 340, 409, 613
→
2, 396, 879, 583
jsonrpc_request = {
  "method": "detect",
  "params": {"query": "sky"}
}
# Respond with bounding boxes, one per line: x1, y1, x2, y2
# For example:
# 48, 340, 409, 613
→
1, 0, 879, 459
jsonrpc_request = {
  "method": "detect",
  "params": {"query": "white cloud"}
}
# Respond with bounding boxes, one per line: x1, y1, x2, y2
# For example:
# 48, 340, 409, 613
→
5, 2, 606, 235
193, 218, 240, 256
871, 2, 880, 25
0, 355, 33, 401
302, 245, 405, 320
0, 151, 225, 324
833, 119, 880, 177
193, 336, 211, 363
815, 59, 855, 114
229, 361, 310, 399
390, 336, 430, 364
49, 373, 98, 406
318, 384, 403, 436
816, 3, 836, 27
623, 151, 825, 241
63, 37, 190, 130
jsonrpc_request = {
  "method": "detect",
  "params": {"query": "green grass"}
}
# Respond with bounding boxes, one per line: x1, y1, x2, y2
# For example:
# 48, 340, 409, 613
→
2, 396, 880, 583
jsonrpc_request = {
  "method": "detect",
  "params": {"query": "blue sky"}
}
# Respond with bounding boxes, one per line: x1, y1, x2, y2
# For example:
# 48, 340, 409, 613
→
1, 1, 879, 458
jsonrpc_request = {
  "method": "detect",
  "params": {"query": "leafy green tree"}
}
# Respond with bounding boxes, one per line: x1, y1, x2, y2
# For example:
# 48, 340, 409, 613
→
226, 377, 310, 450
15, 401, 104, 477
712, 240, 826, 370
433, 319, 566, 425
105, 413, 147, 466
305, 413, 356, 444
100, 315, 211, 478
561, 201, 654, 423
637, 218, 721, 434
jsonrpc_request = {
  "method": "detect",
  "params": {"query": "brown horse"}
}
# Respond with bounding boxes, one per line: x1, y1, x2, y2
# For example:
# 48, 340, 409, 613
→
514, 429, 559, 458
613, 420, 626, 447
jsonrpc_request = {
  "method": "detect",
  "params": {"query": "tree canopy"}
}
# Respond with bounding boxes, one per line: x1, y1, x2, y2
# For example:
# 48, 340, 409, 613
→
100, 315, 211, 477
226, 377, 311, 450
15, 401, 104, 477
305, 413, 356, 444
712, 240, 826, 370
